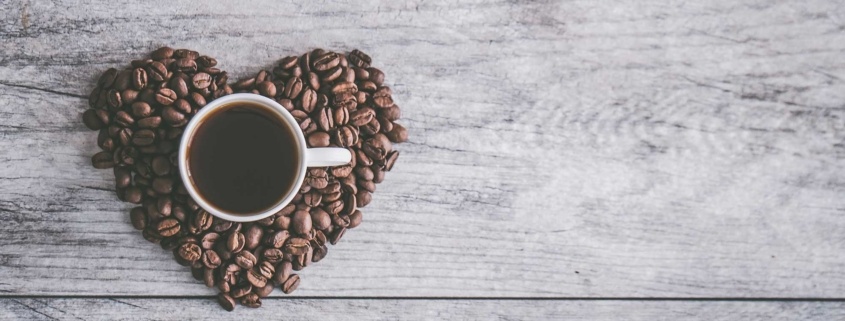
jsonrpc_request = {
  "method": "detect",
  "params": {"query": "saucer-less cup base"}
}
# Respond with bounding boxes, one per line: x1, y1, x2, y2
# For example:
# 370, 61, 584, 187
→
179, 93, 352, 222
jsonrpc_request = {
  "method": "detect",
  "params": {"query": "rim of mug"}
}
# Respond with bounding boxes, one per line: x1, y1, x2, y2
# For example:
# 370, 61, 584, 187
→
178, 93, 308, 223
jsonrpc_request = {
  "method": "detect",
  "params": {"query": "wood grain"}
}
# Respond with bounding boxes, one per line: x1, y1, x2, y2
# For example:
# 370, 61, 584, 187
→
0, 0, 844, 299
2, 299, 845, 321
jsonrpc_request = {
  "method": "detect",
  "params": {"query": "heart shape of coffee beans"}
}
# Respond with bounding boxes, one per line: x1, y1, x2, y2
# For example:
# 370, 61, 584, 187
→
82, 47, 407, 311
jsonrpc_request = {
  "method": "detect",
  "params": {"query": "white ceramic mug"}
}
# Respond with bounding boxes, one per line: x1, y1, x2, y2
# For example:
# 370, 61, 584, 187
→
178, 93, 351, 222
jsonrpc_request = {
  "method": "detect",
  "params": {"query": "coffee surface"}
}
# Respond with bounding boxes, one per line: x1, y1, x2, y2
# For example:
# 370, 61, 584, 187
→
188, 103, 300, 214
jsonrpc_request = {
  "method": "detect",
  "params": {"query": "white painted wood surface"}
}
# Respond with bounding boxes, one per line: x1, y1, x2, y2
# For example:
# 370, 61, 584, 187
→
2, 299, 844, 321
0, 0, 844, 317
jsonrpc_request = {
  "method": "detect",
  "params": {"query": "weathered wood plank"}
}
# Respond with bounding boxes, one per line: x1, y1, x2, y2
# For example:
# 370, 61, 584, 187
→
0, 0, 844, 297
2, 299, 844, 321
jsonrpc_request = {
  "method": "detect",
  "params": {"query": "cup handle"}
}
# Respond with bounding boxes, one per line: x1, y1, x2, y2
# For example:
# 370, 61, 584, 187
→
306, 148, 352, 167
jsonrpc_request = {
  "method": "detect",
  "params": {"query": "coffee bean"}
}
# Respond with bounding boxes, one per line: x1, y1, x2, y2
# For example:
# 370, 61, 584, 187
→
92, 151, 115, 169
174, 58, 197, 72
356, 190, 372, 207
129, 207, 147, 230
384, 150, 400, 171
114, 111, 134, 127
240, 293, 261, 309
312, 52, 340, 72
243, 224, 263, 250
339, 174, 358, 195
303, 190, 321, 207
201, 249, 221, 269
246, 268, 267, 288
98, 68, 118, 89
82, 109, 105, 130
363, 133, 392, 160
131, 129, 156, 146
155, 88, 177, 105
234, 250, 257, 269
331, 165, 353, 178
132, 68, 148, 90
194, 209, 213, 233
291, 210, 312, 235
148, 155, 169, 176
112, 166, 131, 189
265, 230, 290, 248
191, 72, 212, 90
227, 232, 245, 253
283, 237, 310, 256
151, 177, 173, 194
256, 81, 275, 97
317, 106, 334, 131
380, 105, 401, 121
334, 125, 359, 147
334, 106, 350, 126
150, 47, 174, 60
350, 107, 375, 126
106, 90, 122, 111
348, 49, 372, 68
124, 186, 143, 204
332, 81, 358, 95
304, 168, 328, 189
310, 207, 331, 231
367, 67, 385, 86
129, 102, 151, 118
157, 218, 180, 237
162, 106, 187, 127
178, 243, 202, 263
283, 77, 304, 99
156, 197, 172, 217
360, 118, 381, 136
230, 283, 252, 299
262, 248, 284, 264
198, 233, 218, 251
329, 227, 346, 245
281, 274, 300, 294
217, 293, 236, 312
147, 61, 168, 82
307, 131, 330, 147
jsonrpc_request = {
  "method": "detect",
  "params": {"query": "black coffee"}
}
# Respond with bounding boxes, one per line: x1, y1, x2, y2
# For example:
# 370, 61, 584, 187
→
187, 103, 300, 214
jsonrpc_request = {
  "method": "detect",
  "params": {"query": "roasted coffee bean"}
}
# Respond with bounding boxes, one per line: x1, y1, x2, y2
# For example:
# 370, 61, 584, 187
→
348, 209, 363, 229
272, 261, 293, 285
98, 131, 116, 151
241, 293, 261, 308
202, 250, 221, 269
363, 133, 392, 160
312, 52, 340, 71
281, 274, 300, 294
305, 168, 329, 189
150, 155, 170, 176
348, 49, 372, 68
92, 151, 115, 169
354, 166, 375, 181
231, 283, 252, 299
155, 88, 177, 105
82, 109, 106, 130
304, 190, 322, 207
196, 55, 217, 68
299, 88, 317, 113
380, 105, 401, 121
129, 207, 147, 230
217, 293, 236, 311
256, 81, 276, 97
350, 107, 375, 126
152, 177, 174, 194
151, 46, 174, 60
317, 106, 334, 131
147, 61, 168, 82
342, 193, 357, 216
254, 283, 274, 298
113, 166, 131, 189
257, 261, 275, 279
310, 207, 331, 231
169, 76, 189, 98
307, 131, 330, 147
203, 267, 216, 288
194, 209, 213, 232
372, 166, 385, 183
213, 219, 233, 233
273, 215, 291, 230
283, 237, 310, 256
266, 230, 290, 248
121, 88, 139, 103
386, 122, 407, 142
174, 58, 197, 72
334, 125, 359, 147
191, 72, 212, 89
356, 190, 372, 207
358, 179, 376, 193
132, 129, 156, 146
332, 81, 358, 95
116, 127, 133, 146
367, 67, 385, 86
330, 227, 346, 245
178, 243, 202, 262
98, 68, 118, 89
157, 197, 172, 216
256, 215, 275, 227
326, 198, 344, 215
162, 106, 187, 127
131, 102, 152, 118
105, 90, 122, 111
312, 244, 328, 262
246, 268, 267, 288
339, 175, 358, 195
333, 92, 357, 110
331, 165, 353, 178
360, 118, 381, 136
132, 68, 148, 90
227, 232, 245, 253
283, 77, 303, 99
234, 250, 257, 269
262, 248, 284, 264
243, 224, 263, 250
201, 232, 219, 250
334, 106, 350, 125
114, 111, 134, 127
124, 186, 143, 204
291, 210, 312, 235
384, 150, 400, 171
156, 218, 180, 237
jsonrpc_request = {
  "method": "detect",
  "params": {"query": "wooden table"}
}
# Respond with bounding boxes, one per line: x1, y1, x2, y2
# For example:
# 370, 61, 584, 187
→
1, 0, 844, 319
